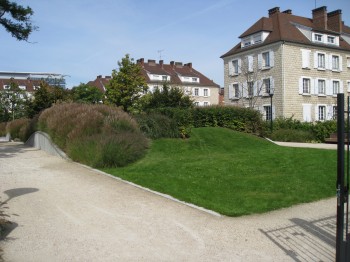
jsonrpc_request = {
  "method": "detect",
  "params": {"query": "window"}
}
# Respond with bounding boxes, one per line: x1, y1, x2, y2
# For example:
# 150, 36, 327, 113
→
203, 89, 208, 97
248, 82, 254, 97
162, 76, 167, 81
317, 53, 325, 69
19, 85, 26, 90
232, 60, 239, 74
318, 79, 326, 95
264, 106, 272, 121
332, 55, 340, 70
328, 36, 335, 44
333, 81, 340, 95
192, 77, 198, 82
263, 78, 271, 94
315, 34, 323, 42
262, 52, 270, 67
203, 102, 209, 106
3, 85, 10, 89
318, 106, 326, 121
347, 57, 350, 68
33, 86, 40, 90
301, 49, 311, 68
194, 88, 199, 96
194, 102, 199, 106
253, 34, 262, 44
303, 78, 310, 94
233, 84, 239, 98
333, 106, 337, 120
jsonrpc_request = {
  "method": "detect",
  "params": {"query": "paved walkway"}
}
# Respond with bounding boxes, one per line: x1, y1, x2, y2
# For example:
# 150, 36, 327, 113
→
0, 142, 337, 261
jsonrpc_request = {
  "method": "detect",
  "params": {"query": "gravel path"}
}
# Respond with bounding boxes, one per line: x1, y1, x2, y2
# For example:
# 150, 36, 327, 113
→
0, 142, 337, 261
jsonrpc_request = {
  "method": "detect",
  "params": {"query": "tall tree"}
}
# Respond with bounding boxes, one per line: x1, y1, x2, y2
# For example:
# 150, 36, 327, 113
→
105, 54, 148, 112
0, 80, 28, 121
71, 83, 103, 104
0, 0, 37, 41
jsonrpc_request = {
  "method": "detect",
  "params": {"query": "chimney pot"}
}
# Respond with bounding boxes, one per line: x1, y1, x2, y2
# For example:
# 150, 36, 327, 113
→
268, 7, 280, 17
282, 9, 292, 14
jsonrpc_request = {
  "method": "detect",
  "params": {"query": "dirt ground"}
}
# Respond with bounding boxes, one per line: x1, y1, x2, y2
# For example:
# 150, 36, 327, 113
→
0, 142, 337, 261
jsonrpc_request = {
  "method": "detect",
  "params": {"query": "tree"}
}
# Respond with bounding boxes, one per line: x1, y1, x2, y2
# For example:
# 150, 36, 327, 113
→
71, 83, 103, 104
0, 80, 28, 121
25, 82, 71, 118
105, 54, 148, 112
143, 83, 194, 110
0, 0, 37, 41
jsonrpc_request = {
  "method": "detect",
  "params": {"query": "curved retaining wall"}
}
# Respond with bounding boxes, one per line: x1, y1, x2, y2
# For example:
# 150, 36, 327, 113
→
25, 131, 69, 160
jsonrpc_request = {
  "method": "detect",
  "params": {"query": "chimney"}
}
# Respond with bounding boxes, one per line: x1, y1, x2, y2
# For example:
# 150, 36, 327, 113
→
159, 60, 163, 67
105, 76, 111, 79
175, 62, 183, 67
185, 62, 192, 70
312, 6, 327, 30
268, 7, 280, 17
327, 9, 342, 33
282, 9, 292, 15
148, 59, 156, 66
170, 61, 175, 69
137, 58, 144, 66
97, 75, 102, 79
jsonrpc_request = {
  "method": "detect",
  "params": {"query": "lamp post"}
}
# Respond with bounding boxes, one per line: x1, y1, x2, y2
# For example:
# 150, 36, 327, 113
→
269, 87, 274, 132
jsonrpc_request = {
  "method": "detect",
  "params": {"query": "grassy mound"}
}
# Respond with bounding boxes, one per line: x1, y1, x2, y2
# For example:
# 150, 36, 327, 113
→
38, 103, 149, 167
103, 127, 336, 216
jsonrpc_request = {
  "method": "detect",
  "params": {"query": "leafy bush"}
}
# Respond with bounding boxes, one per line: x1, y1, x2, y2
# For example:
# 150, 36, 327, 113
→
311, 120, 337, 142
38, 103, 149, 167
269, 129, 314, 142
134, 112, 179, 139
6, 118, 30, 141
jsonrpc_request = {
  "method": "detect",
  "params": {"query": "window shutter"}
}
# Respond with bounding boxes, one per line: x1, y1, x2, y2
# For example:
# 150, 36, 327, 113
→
242, 82, 248, 98
325, 54, 330, 70
314, 52, 318, 68
339, 56, 343, 71
270, 77, 274, 94
340, 80, 344, 93
228, 84, 233, 99
238, 59, 242, 73
301, 49, 310, 68
272, 105, 275, 120
299, 78, 303, 94
258, 54, 262, 69
314, 79, 319, 94
326, 105, 333, 120
326, 80, 332, 95
228, 60, 233, 75
348, 81, 350, 93
253, 82, 257, 96
207, 88, 211, 97
310, 78, 315, 94
269, 51, 274, 67
315, 105, 319, 121
302, 104, 312, 122
248, 56, 253, 72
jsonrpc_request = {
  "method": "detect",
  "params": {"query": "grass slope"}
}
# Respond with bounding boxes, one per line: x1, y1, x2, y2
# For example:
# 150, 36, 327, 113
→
103, 127, 336, 216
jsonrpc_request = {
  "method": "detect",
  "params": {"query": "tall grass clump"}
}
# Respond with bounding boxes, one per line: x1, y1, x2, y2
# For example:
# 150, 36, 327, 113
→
0, 122, 7, 136
6, 118, 31, 141
38, 103, 149, 167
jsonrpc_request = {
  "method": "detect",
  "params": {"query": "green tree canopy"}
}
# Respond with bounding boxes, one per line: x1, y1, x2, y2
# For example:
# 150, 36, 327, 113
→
105, 54, 148, 113
71, 83, 103, 104
25, 82, 71, 118
0, 0, 37, 41
143, 83, 194, 110
0, 80, 28, 121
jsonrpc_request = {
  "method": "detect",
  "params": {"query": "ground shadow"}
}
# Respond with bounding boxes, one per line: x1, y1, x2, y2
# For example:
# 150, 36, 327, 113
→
260, 216, 337, 262
0, 143, 30, 159
1, 188, 39, 206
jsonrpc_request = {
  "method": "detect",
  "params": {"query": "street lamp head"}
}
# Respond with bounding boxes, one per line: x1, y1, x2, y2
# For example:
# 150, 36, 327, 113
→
269, 87, 274, 97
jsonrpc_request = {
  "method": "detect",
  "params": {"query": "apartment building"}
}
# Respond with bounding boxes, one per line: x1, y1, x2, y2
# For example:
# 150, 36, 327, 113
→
221, 6, 350, 122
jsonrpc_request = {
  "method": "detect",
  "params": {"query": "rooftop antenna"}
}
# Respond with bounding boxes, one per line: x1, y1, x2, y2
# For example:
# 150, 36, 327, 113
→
157, 49, 164, 60
315, 0, 317, 8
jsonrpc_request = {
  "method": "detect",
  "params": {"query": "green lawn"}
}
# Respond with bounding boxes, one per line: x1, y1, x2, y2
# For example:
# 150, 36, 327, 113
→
102, 127, 337, 216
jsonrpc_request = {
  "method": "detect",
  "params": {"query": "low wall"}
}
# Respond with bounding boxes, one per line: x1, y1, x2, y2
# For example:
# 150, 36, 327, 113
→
0, 133, 10, 142
25, 131, 69, 160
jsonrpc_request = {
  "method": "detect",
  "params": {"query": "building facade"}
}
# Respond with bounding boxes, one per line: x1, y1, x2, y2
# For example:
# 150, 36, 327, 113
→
221, 6, 350, 122
0, 71, 67, 97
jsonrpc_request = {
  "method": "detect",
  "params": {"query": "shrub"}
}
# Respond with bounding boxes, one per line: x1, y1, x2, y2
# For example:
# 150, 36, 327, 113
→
0, 122, 7, 136
134, 112, 179, 139
269, 129, 314, 142
311, 120, 337, 142
6, 118, 30, 141
38, 103, 149, 167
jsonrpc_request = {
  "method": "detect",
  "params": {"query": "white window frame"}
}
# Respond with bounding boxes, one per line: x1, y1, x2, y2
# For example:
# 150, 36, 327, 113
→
203, 88, 209, 97
317, 52, 326, 70
332, 80, 340, 95
3, 85, 10, 90
317, 105, 326, 121
302, 78, 311, 94
317, 79, 326, 96
331, 55, 340, 71
194, 88, 199, 96
314, 34, 323, 42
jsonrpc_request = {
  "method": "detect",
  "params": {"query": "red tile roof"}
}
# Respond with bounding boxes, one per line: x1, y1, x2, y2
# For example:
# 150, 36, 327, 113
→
87, 75, 111, 92
221, 7, 350, 58
0, 78, 41, 92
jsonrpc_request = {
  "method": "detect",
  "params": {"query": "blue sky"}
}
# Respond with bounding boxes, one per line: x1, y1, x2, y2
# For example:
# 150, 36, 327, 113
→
1, 0, 349, 88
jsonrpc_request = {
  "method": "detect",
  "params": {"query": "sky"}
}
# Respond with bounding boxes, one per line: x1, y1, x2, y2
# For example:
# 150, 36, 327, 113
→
1, 0, 349, 88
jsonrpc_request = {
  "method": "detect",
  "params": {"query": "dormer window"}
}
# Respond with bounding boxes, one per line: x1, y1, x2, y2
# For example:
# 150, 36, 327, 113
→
314, 34, 323, 42
328, 36, 335, 44
241, 32, 269, 48
253, 34, 262, 44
